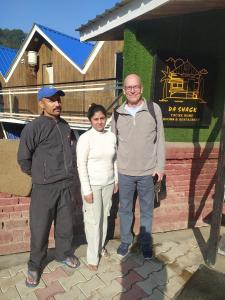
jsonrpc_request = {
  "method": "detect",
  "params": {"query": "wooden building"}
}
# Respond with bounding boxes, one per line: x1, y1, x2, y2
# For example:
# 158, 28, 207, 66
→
0, 23, 123, 126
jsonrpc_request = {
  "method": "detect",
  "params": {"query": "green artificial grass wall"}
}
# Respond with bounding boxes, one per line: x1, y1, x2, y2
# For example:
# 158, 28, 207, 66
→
123, 10, 225, 142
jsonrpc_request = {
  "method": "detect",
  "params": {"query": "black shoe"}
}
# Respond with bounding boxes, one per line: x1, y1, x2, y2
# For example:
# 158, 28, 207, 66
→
117, 242, 130, 257
141, 244, 153, 260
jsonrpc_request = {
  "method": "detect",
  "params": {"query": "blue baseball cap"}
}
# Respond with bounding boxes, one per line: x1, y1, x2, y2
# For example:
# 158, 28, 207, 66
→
37, 87, 65, 101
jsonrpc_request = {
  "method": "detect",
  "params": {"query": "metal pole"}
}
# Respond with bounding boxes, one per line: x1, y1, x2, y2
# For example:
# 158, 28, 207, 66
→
206, 101, 225, 266
8, 89, 12, 115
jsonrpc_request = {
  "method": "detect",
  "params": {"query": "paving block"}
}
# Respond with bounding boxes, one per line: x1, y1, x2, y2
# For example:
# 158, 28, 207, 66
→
107, 263, 122, 273
175, 253, 197, 269
185, 264, 199, 274
162, 247, 187, 263
47, 260, 64, 271
164, 264, 180, 280
0, 272, 25, 293
8, 264, 27, 277
87, 291, 103, 300
98, 270, 123, 286
154, 241, 178, 256
129, 253, 145, 266
79, 256, 88, 265
79, 265, 98, 281
21, 294, 38, 300
153, 263, 180, 285
60, 258, 84, 276
159, 276, 183, 299
16, 278, 45, 298
104, 239, 120, 255
174, 242, 192, 254
61, 265, 79, 276
54, 285, 86, 300
88, 290, 113, 300
97, 255, 121, 274
35, 281, 65, 299
115, 284, 149, 300
149, 260, 164, 272
97, 279, 124, 299
77, 275, 105, 297
0, 270, 11, 279
185, 251, 203, 265
151, 268, 169, 286
121, 258, 141, 275
134, 259, 164, 279
166, 261, 183, 276
111, 252, 132, 263
143, 288, 171, 300
107, 253, 121, 263
108, 264, 122, 273
73, 244, 87, 257
42, 265, 52, 274
136, 276, 158, 295
58, 270, 86, 290
0, 286, 20, 300
117, 270, 144, 290
42, 267, 68, 286
158, 252, 176, 264
95, 261, 113, 275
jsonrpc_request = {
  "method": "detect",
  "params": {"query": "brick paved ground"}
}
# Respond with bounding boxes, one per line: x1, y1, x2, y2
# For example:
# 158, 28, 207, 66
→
1, 227, 225, 299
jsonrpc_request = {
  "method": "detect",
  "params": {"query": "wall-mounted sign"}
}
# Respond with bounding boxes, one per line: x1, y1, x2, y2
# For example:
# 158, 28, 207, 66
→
152, 54, 213, 127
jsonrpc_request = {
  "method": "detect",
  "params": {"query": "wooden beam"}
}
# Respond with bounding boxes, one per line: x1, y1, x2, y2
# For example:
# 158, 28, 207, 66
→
206, 102, 225, 266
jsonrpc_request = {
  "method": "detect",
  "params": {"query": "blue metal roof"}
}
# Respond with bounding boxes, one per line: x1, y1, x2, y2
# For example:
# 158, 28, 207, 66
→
0, 46, 17, 77
36, 24, 94, 69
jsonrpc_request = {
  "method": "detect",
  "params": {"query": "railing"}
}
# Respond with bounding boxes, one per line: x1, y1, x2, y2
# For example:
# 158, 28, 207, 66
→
0, 78, 123, 130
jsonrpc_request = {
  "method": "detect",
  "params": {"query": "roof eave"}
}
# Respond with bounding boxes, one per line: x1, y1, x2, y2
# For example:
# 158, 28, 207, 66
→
78, 0, 225, 42
79, 0, 171, 41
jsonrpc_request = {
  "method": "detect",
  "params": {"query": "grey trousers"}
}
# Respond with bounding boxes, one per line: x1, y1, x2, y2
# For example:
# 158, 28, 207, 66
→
118, 174, 155, 245
28, 181, 75, 272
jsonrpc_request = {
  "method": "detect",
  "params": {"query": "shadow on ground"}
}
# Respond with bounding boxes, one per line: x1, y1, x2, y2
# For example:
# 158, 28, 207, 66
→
174, 264, 225, 300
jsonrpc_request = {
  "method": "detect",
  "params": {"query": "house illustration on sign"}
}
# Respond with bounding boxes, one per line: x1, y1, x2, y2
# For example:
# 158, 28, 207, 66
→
160, 58, 208, 103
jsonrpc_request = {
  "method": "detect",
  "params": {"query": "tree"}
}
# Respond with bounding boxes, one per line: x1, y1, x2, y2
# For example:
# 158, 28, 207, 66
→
0, 28, 27, 49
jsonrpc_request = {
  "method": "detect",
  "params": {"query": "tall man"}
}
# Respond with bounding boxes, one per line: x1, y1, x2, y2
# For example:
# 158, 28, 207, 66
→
111, 74, 165, 259
18, 87, 79, 287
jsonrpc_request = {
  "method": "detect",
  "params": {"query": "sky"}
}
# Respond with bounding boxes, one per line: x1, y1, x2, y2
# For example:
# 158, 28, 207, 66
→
1, 0, 119, 39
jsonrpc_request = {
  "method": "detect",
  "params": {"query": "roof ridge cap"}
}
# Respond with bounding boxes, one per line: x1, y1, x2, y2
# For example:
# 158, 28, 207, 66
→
35, 23, 93, 46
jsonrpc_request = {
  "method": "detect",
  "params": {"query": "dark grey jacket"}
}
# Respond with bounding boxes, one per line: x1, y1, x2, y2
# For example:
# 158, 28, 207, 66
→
17, 115, 76, 185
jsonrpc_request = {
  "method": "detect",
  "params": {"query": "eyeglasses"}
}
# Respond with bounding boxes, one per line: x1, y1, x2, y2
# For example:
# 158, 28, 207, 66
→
124, 85, 141, 92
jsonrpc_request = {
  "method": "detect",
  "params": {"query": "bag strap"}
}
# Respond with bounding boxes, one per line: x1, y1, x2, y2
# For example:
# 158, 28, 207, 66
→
147, 101, 157, 144
113, 106, 119, 137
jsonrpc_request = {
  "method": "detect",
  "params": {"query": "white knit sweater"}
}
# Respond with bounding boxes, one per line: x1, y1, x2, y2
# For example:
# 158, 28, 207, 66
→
76, 128, 118, 195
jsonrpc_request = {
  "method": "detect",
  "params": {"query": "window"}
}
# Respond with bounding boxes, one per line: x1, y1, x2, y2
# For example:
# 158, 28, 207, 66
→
42, 64, 54, 84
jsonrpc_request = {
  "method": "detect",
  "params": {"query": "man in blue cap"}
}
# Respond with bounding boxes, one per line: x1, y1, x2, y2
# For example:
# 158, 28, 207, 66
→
18, 86, 79, 287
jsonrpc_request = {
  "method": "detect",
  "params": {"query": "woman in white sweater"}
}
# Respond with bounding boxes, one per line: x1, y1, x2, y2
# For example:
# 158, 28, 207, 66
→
76, 104, 118, 271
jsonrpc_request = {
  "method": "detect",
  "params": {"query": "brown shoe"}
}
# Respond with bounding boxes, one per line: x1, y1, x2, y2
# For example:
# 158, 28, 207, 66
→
87, 264, 98, 271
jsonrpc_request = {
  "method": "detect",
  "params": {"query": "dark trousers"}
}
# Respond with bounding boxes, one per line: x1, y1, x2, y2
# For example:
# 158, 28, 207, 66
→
118, 174, 155, 245
28, 182, 75, 272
